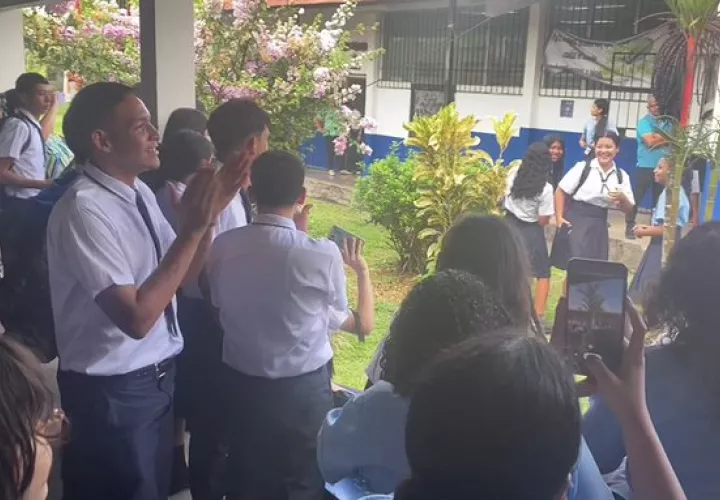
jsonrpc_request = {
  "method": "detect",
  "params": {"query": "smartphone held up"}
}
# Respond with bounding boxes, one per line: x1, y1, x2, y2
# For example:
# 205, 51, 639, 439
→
565, 258, 627, 376
329, 225, 363, 250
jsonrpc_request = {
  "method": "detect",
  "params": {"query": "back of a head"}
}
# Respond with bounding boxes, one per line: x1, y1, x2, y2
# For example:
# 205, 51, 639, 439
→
153, 129, 213, 188
15, 73, 49, 96
511, 142, 551, 200
0, 336, 55, 499
250, 150, 305, 209
436, 215, 532, 323
646, 221, 720, 352
207, 99, 270, 162
162, 108, 207, 143
63, 82, 135, 165
398, 332, 580, 500
381, 269, 514, 397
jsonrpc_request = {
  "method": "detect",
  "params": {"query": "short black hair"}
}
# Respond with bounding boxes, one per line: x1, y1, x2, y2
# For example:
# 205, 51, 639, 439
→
207, 99, 270, 162
250, 151, 305, 208
163, 108, 207, 143
381, 270, 514, 397
63, 82, 135, 164
594, 98, 610, 115
397, 332, 580, 500
596, 130, 621, 148
142, 129, 214, 191
15, 73, 49, 95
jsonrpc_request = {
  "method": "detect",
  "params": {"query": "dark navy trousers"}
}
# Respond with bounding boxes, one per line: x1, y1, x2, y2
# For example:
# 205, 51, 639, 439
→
58, 361, 175, 500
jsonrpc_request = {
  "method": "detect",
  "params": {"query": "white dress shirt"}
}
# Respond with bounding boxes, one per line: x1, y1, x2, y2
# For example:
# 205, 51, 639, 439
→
504, 166, 555, 223
559, 159, 635, 208
206, 213, 351, 379
156, 181, 248, 298
0, 109, 46, 199
47, 163, 183, 375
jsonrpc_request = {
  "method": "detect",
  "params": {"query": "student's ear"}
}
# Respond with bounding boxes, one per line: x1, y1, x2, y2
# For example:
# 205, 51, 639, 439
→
91, 129, 113, 155
297, 186, 307, 206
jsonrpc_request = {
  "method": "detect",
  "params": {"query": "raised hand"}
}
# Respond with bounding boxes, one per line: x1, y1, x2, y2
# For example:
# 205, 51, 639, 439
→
294, 204, 313, 233
341, 237, 368, 275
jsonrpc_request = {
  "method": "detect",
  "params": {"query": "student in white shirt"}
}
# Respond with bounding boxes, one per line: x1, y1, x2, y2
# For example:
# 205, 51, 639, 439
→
505, 142, 555, 318
205, 150, 374, 500
47, 82, 249, 500
550, 132, 635, 270
580, 98, 618, 159
0, 73, 53, 205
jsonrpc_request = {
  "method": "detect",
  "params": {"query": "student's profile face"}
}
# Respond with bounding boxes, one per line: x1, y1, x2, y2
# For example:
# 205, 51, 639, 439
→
256, 126, 270, 156
590, 103, 600, 117
23, 84, 53, 116
654, 160, 670, 184
647, 96, 660, 116
105, 95, 161, 172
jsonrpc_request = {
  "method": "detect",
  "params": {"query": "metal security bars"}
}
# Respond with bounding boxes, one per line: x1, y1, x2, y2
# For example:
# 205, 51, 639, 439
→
379, 6, 530, 95
541, 0, 668, 98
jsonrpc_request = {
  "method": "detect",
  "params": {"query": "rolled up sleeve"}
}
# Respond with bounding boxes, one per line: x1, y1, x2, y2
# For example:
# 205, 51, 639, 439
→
327, 245, 350, 332
59, 203, 136, 298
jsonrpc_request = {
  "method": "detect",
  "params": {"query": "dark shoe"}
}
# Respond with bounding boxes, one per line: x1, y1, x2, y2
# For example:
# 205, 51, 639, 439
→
169, 444, 190, 495
625, 225, 636, 240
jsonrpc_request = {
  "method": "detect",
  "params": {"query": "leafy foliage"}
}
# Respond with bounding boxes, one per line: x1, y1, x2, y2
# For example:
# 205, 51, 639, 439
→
354, 148, 428, 274
405, 104, 510, 269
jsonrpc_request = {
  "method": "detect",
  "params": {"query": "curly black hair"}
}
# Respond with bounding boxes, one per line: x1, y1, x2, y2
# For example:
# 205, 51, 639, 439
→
381, 270, 514, 397
645, 222, 720, 401
509, 142, 552, 200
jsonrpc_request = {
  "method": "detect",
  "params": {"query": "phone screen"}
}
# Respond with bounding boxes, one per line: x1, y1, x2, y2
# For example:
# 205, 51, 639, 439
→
566, 259, 627, 376
329, 225, 361, 250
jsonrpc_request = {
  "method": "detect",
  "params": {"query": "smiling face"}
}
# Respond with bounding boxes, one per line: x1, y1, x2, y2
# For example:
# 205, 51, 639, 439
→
594, 136, 619, 166
549, 141, 564, 163
654, 158, 670, 185
94, 95, 161, 173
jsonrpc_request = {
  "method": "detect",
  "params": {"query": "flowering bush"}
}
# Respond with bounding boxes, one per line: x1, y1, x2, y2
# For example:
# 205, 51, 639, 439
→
196, 0, 380, 153
24, 0, 378, 156
24, 1, 140, 86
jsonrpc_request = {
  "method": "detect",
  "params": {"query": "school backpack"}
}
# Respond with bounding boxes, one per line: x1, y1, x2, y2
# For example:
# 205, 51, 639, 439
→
0, 167, 79, 362
571, 159, 624, 197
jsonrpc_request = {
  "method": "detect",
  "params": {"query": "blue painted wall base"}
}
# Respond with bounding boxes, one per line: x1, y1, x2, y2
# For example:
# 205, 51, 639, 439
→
302, 129, 719, 219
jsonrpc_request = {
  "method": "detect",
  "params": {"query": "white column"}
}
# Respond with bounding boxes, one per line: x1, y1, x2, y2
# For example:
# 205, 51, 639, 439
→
522, 2, 548, 129
0, 9, 26, 91
139, 0, 196, 135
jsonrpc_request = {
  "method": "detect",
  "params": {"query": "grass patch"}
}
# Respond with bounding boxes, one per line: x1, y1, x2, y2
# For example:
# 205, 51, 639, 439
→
307, 199, 570, 390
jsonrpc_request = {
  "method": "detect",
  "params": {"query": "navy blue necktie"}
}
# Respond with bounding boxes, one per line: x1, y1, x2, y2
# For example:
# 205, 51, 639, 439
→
135, 190, 179, 337
240, 189, 253, 224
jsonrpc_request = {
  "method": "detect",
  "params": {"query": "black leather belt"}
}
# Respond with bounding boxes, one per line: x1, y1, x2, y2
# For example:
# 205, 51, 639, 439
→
124, 357, 175, 379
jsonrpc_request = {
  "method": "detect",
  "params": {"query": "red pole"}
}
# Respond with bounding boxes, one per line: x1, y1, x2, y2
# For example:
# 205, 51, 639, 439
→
680, 35, 697, 127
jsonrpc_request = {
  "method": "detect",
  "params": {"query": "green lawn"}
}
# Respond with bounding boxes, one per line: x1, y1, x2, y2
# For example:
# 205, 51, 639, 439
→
307, 198, 567, 389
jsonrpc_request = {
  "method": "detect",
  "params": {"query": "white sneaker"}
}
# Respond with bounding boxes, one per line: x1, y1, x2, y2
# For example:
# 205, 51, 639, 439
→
328, 170, 336, 176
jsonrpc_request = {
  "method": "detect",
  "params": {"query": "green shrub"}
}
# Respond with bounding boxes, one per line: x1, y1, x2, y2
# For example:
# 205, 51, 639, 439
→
354, 149, 428, 274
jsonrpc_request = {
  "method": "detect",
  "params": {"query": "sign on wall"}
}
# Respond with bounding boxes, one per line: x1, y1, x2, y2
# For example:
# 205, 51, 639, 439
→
544, 26, 669, 89
410, 86, 449, 120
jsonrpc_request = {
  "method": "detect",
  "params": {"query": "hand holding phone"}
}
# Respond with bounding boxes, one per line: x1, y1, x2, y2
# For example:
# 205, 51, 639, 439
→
329, 226, 362, 251
562, 258, 628, 376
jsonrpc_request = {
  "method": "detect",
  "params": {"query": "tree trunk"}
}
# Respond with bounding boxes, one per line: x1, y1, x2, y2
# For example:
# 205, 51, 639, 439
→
664, 34, 697, 265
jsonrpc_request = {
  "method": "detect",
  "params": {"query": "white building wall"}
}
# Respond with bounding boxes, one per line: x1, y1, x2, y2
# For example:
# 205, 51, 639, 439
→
0, 9, 26, 91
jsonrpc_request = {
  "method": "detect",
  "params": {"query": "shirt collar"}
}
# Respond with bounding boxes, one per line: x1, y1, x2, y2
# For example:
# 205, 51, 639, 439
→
254, 213, 296, 230
591, 158, 617, 176
18, 108, 41, 125
82, 163, 139, 204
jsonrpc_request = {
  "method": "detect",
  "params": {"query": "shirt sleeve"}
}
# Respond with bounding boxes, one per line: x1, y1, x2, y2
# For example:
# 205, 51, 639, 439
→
582, 395, 627, 474
538, 184, 555, 217
327, 243, 350, 332
636, 116, 652, 139
0, 118, 30, 160
317, 398, 364, 484
619, 169, 635, 205
58, 202, 136, 298
558, 162, 585, 195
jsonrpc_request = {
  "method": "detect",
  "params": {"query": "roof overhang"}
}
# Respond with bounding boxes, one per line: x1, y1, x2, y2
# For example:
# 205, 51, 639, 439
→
267, 0, 542, 17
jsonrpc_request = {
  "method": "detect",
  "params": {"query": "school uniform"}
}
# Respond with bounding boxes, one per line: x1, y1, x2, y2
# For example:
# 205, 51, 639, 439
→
550, 159, 634, 270
0, 109, 46, 202
206, 213, 350, 500
629, 187, 690, 304
47, 163, 183, 500
156, 181, 251, 500
504, 167, 554, 279
582, 116, 618, 157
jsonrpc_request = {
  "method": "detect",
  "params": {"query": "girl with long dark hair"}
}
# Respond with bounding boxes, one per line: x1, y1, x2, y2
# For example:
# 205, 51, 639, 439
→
580, 99, 617, 159
585, 221, 720, 500
544, 135, 566, 190
504, 142, 554, 318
